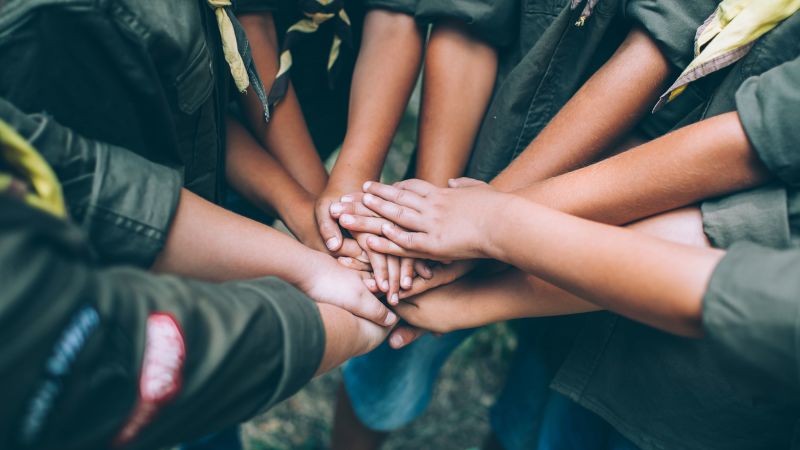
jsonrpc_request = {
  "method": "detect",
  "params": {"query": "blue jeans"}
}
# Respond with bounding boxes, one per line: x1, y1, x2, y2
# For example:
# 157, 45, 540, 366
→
343, 321, 639, 450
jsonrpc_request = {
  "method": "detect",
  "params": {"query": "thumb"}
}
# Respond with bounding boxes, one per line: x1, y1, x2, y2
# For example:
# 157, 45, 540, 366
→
448, 177, 486, 188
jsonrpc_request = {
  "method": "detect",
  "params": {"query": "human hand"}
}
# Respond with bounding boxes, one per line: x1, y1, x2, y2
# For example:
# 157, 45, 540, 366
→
359, 178, 511, 261
331, 192, 434, 304
285, 192, 367, 260
298, 252, 398, 327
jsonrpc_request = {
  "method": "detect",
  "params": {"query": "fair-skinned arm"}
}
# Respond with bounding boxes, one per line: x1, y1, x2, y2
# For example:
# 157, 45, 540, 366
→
151, 188, 396, 327
358, 182, 723, 337
315, 9, 424, 301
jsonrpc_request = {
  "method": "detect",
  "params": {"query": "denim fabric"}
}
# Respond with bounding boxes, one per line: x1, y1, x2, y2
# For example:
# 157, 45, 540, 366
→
343, 329, 475, 431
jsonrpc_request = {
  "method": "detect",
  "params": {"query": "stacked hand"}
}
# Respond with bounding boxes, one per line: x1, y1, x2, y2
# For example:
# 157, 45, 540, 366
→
325, 177, 514, 348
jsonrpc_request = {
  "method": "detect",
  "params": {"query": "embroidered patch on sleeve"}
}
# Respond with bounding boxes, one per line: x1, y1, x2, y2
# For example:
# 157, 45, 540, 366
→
19, 306, 100, 446
113, 313, 186, 448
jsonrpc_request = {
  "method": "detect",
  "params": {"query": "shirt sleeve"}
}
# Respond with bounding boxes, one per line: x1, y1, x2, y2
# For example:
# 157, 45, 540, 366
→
0, 196, 324, 450
624, 0, 719, 70
234, 0, 282, 14
736, 56, 800, 187
702, 241, 800, 391
0, 97, 182, 268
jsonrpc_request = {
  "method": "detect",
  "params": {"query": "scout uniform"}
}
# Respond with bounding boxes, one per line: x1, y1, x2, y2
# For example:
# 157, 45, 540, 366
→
0, 0, 364, 231
361, 0, 518, 48
0, 99, 326, 450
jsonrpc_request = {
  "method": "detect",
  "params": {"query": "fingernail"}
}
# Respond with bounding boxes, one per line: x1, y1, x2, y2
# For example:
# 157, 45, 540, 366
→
363, 193, 374, 203
363, 181, 373, 191
340, 214, 355, 225
366, 279, 377, 289
339, 257, 352, 264
325, 237, 339, 250
382, 223, 393, 233
402, 276, 412, 288
367, 236, 378, 247
340, 195, 354, 202
381, 280, 389, 291
391, 334, 404, 347
330, 203, 343, 214
357, 251, 370, 263
391, 293, 399, 305
385, 311, 397, 326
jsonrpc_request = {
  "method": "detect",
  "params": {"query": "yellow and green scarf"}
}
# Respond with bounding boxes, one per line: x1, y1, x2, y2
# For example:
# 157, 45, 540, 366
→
654, 0, 800, 111
0, 119, 65, 218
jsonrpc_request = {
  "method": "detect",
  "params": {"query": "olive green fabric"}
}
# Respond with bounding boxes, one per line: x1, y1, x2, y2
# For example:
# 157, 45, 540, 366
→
362, 0, 519, 47
702, 242, 800, 394
415, 0, 520, 47
0, 98, 181, 268
549, 14, 800, 450
466, 0, 719, 181
0, 0, 229, 203
0, 194, 325, 450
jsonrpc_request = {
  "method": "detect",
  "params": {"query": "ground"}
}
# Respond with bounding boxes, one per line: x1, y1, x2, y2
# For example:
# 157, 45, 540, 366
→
242, 324, 516, 450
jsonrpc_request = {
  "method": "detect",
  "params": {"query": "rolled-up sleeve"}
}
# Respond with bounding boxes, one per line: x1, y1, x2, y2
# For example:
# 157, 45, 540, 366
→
234, 0, 282, 14
0, 98, 182, 268
0, 197, 324, 450
702, 241, 800, 390
736, 56, 800, 187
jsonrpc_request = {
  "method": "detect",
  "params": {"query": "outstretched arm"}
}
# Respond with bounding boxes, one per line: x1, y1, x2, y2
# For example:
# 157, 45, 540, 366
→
491, 27, 671, 191
358, 182, 721, 337
151, 188, 397, 327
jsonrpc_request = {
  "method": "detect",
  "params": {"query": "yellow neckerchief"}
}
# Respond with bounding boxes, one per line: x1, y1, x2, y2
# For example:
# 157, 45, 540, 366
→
655, 0, 800, 110
207, 0, 250, 93
267, 0, 351, 107
0, 119, 66, 218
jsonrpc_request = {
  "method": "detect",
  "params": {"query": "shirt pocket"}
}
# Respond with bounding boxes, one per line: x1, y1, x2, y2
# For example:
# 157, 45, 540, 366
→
175, 42, 214, 115
525, 0, 568, 15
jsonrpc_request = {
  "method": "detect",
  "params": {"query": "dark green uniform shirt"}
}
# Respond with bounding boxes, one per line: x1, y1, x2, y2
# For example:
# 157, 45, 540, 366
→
465, 2, 800, 449
548, 12, 800, 450
0, 150, 324, 450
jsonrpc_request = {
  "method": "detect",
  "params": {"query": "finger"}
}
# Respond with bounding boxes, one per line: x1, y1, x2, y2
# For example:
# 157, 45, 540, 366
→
363, 181, 426, 211
381, 223, 432, 255
353, 291, 397, 327
361, 244, 389, 293
389, 326, 427, 349
340, 192, 363, 203
338, 256, 372, 272
400, 258, 415, 290
339, 214, 394, 235
448, 177, 487, 188
362, 193, 424, 230
316, 200, 343, 252
365, 235, 425, 259
414, 260, 434, 280
330, 200, 379, 219
386, 256, 401, 305
333, 238, 366, 259
359, 271, 379, 293
394, 178, 437, 196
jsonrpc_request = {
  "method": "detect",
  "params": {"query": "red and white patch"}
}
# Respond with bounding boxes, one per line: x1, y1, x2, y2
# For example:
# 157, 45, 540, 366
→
113, 313, 185, 447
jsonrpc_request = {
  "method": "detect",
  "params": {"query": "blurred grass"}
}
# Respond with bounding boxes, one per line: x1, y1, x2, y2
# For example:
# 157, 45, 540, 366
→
243, 82, 517, 449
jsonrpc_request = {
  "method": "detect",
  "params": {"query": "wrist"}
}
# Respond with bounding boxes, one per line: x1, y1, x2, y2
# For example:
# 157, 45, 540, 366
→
482, 195, 526, 261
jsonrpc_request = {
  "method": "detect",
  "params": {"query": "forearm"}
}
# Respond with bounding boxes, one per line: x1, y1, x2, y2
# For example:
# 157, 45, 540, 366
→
151, 188, 321, 286
239, 12, 328, 195
487, 197, 724, 336
226, 117, 313, 220
315, 304, 381, 375
491, 28, 671, 191
329, 9, 423, 188
516, 112, 770, 225
415, 20, 497, 186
